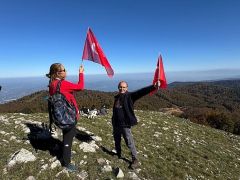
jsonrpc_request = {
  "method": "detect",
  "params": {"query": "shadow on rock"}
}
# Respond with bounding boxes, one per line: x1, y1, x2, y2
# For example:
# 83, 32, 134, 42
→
75, 128, 94, 142
100, 145, 131, 164
24, 123, 63, 163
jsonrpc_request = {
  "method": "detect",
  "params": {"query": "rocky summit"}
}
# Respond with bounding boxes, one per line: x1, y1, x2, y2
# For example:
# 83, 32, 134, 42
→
0, 111, 240, 179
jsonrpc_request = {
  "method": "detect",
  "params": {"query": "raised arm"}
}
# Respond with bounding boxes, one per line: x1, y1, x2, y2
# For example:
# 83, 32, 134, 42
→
130, 85, 156, 103
61, 65, 84, 92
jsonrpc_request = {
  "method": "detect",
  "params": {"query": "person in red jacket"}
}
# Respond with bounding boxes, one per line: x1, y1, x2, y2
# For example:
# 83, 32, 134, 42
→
46, 63, 84, 172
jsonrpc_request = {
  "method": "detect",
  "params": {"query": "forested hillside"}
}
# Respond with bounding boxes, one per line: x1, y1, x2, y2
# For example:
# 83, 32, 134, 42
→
0, 80, 240, 135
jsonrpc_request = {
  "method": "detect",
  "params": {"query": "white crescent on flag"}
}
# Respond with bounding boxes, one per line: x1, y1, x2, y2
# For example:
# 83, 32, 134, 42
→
91, 43, 98, 55
82, 27, 114, 77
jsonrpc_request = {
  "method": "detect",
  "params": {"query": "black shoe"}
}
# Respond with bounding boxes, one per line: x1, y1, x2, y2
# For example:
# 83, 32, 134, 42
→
117, 153, 122, 159
116, 151, 121, 159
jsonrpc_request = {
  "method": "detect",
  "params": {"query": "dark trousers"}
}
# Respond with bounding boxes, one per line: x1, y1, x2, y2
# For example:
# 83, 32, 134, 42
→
62, 126, 76, 166
113, 126, 137, 160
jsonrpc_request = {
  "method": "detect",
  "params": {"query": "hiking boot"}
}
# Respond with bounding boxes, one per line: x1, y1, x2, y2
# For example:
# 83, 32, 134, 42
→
65, 163, 78, 172
117, 153, 122, 159
131, 159, 139, 169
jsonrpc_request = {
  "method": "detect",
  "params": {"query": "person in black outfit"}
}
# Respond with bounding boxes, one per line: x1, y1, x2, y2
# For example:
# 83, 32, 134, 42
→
112, 81, 159, 169
99, 105, 108, 115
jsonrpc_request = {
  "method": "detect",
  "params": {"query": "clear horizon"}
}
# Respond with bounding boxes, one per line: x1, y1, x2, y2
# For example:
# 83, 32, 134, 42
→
1, 69, 240, 104
0, 68, 240, 79
0, 0, 240, 78
1, 68, 240, 81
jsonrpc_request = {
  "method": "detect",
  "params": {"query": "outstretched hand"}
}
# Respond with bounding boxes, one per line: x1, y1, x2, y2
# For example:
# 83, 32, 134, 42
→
79, 65, 84, 73
154, 80, 161, 89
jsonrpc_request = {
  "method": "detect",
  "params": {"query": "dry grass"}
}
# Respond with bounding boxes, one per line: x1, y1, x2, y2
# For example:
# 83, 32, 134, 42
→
0, 111, 240, 179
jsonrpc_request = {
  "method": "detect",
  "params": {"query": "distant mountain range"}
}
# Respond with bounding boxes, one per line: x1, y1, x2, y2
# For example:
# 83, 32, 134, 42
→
1, 69, 240, 104
0, 79, 240, 135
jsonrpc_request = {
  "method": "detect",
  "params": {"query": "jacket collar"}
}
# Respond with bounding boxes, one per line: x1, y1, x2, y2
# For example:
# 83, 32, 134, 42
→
115, 91, 129, 98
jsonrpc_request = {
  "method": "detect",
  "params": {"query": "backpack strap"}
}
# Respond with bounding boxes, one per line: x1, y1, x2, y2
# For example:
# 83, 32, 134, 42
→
56, 80, 62, 93
48, 100, 53, 131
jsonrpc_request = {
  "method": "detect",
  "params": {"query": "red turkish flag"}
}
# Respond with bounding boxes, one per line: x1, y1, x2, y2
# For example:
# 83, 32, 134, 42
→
153, 55, 167, 88
150, 55, 167, 95
82, 28, 114, 77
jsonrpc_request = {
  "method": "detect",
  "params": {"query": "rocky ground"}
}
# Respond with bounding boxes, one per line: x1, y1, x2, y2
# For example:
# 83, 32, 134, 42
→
0, 111, 240, 179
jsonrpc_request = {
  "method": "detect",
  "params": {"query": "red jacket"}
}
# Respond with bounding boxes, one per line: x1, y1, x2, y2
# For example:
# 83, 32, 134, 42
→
49, 73, 84, 120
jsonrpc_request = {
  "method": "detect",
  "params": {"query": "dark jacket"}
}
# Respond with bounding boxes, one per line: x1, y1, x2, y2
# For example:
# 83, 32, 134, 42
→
112, 85, 156, 127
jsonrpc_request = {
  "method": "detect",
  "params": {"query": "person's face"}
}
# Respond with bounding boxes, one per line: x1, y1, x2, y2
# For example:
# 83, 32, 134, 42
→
57, 65, 66, 79
118, 82, 128, 94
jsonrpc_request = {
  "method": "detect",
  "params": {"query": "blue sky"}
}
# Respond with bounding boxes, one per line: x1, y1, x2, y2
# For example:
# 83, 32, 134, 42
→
0, 0, 240, 78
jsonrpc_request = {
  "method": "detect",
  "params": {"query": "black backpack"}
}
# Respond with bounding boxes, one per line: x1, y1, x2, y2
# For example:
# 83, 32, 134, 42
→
48, 80, 76, 130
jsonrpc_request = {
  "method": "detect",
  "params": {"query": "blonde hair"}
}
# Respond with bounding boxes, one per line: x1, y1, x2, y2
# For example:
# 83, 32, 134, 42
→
46, 63, 63, 84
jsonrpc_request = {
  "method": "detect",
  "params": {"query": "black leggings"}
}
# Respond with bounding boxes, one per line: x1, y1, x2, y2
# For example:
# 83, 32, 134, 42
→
62, 126, 76, 166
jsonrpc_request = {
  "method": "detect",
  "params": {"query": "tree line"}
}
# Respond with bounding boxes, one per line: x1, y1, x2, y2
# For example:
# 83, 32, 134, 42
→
0, 80, 240, 135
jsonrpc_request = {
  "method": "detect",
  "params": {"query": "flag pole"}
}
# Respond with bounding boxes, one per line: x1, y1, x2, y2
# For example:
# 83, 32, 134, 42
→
81, 27, 90, 67
158, 53, 161, 90
81, 59, 83, 67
